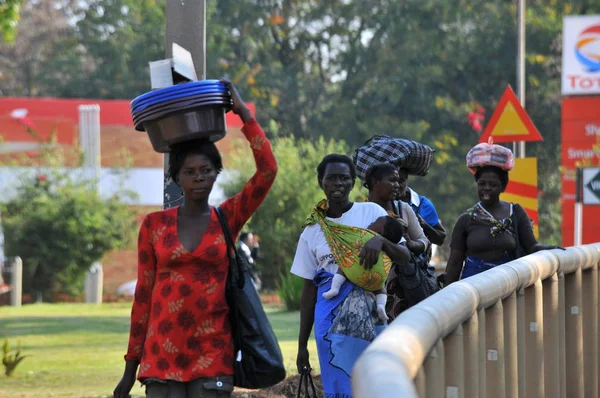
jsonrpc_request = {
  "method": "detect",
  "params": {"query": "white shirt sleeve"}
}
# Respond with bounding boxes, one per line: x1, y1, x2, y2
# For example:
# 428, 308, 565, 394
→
402, 202, 430, 248
290, 231, 317, 280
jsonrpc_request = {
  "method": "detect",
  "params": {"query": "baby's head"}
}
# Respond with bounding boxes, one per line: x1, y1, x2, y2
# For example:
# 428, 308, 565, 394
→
368, 215, 406, 244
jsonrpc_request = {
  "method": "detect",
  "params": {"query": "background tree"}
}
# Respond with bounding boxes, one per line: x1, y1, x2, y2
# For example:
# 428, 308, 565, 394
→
207, 0, 600, 246
0, 0, 21, 42
0, 0, 78, 96
34, 0, 165, 99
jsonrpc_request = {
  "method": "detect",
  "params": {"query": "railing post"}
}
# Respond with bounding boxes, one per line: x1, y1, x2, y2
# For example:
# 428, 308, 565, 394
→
415, 368, 426, 397
524, 279, 545, 398
517, 287, 526, 398
478, 308, 487, 398
597, 262, 600, 397
565, 268, 584, 398
445, 324, 464, 398
485, 300, 505, 398
463, 313, 480, 398
543, 273, 561, 397
558, 271, 567, 398
503, 292, 518, 398
424, 340, 445, 398
9, 256, 22, 307
583, 264, 598, 398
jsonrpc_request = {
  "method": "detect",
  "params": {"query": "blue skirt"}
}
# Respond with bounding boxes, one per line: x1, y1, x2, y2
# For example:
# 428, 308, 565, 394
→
313, 270, 386, 398
460, 253, 510, 279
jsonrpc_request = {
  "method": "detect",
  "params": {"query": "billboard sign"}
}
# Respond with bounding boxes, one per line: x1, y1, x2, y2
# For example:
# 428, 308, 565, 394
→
562, 15, 600, 95
561, 97, 600, 246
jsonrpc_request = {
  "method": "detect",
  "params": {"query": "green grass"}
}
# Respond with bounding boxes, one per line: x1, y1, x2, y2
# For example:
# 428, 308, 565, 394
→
0, 303, 317, 398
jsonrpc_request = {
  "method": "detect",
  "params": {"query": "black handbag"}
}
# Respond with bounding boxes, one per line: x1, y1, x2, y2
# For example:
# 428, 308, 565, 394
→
215, 207, 286, 389
296, 367, 318, 398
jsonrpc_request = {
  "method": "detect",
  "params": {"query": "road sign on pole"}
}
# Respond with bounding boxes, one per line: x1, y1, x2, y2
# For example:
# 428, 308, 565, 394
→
479, 86, 544, 144
583, 167, 600, 205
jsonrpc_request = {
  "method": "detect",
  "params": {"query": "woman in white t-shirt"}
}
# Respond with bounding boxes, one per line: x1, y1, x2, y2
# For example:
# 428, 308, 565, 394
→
291, 154, 410, 398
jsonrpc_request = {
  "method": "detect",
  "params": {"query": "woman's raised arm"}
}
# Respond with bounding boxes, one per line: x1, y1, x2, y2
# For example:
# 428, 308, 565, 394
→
218, 80, 278, 235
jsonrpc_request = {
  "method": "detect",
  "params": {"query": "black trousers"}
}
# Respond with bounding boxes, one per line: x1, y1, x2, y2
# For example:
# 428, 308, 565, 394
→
145, 376, 233, 398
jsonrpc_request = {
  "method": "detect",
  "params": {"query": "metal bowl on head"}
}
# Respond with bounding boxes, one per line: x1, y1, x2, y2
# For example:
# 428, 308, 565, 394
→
143, 106, 228, 153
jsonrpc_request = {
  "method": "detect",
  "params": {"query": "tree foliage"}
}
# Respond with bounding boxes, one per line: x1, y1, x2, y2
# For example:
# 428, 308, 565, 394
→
4, 0, 600, 256
0, 0, 21, 42
0, 0, 78, 96
35, 0, 165, 99
1, 146, 137, 300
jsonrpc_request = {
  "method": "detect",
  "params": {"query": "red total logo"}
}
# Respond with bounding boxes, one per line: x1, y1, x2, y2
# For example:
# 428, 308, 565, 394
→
566, 75, 600, 90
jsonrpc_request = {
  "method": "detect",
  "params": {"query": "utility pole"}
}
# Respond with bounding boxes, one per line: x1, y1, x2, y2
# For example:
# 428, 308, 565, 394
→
163, 1, 207, 209
516, 0, 526, 158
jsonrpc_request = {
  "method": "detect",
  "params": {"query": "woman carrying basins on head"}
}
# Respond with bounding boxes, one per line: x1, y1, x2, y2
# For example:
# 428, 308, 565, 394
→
444, 142, 562, 285
113, 81, 278, 398
291, 154, 411, 398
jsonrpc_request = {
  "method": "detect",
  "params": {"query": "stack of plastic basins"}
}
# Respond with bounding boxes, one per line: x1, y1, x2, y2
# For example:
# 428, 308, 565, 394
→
131, 80, 233, 153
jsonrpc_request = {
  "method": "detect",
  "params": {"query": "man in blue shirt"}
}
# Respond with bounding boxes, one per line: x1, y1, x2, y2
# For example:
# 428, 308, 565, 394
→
397, 169, 446, 247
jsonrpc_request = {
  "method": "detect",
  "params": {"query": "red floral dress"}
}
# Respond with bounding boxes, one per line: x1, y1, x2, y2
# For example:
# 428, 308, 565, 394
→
124, 119, 277, 382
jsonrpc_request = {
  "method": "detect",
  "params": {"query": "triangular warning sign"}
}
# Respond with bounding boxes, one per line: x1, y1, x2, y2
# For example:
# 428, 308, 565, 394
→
479, 86, 544, 144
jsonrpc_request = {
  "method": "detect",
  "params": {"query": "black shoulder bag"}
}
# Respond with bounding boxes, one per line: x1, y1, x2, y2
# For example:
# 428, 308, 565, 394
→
215, 207, 286, 389
392, 200, 439, 301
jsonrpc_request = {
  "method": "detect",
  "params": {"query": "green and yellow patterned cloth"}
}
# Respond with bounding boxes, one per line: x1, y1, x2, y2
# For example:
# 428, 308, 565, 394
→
304, 199, 393, 291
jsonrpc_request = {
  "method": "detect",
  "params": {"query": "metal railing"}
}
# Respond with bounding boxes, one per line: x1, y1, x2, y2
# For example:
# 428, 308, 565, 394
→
353, 243, 600, 398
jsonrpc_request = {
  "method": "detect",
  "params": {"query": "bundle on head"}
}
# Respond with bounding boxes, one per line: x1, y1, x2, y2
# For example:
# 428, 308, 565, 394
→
466, 141, 514, 175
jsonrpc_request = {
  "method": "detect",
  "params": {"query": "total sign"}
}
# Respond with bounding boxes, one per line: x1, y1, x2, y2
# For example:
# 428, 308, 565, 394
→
562, 15, 600, 95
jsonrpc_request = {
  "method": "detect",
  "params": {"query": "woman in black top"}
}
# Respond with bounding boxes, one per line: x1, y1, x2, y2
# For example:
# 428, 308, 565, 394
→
444, 165, 562, 285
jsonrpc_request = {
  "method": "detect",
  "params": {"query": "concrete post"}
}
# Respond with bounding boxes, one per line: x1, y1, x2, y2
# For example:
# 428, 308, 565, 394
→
463, 313, 480, 398
558, 272, 567, 398
524, 279, 545, 398
517, 288, 526, 398
424, 340, 445, 398
597, 264, 600, 398
415, 368, 426, 397
84, 262, 103, 304
565, 268, 584, 398
582, 265, 598, 398
543, 273, 561, 397
444, 324, 464, 398
503, 292, 518, 398
9, 256, 22, 307
485, 300, 505, 398
478, 308, 487, 398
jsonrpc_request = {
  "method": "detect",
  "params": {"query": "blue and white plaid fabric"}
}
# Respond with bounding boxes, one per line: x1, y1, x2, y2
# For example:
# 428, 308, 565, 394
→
352, 135, 435, 181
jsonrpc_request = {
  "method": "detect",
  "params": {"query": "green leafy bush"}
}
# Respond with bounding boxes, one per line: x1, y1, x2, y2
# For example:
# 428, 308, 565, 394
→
276, 272, 304, 311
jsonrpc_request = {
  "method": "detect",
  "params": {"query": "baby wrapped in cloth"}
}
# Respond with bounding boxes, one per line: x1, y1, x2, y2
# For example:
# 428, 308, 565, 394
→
315, 213, 406, 321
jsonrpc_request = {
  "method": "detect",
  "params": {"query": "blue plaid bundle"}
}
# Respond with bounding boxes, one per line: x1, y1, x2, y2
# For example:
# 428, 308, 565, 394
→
353, 135, 435, 181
